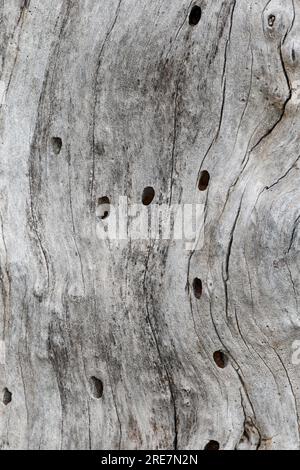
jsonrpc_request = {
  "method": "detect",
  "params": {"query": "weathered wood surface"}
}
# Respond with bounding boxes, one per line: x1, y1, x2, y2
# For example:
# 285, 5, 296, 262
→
1, 0, 300, 450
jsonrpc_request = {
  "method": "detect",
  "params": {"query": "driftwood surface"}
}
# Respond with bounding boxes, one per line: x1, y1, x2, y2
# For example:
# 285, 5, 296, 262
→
1, 0, 300, 450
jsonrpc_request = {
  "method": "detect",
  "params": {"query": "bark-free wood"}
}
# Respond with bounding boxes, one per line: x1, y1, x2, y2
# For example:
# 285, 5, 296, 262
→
1, 0, 300, 450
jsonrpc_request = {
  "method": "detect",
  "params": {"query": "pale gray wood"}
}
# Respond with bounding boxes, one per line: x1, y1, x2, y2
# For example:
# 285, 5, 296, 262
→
0, 0, 300, 450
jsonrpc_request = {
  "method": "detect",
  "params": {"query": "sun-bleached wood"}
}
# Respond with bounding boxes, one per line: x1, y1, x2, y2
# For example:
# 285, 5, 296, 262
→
1, 0, 300, 450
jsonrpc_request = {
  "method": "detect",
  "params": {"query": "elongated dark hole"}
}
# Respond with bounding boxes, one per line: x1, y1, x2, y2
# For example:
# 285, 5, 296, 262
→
193, 278, 202, 299
204, 440, 220, 450
3, 387, 12, 405
268, 14, 275, 27
51, 137, 62, 155
198, 170, 210, 191
189, 5, 202, 26
89, 376, 103, 399
213, 350, 228, 369
142, 187, 155, 206
97, 196, 110, 219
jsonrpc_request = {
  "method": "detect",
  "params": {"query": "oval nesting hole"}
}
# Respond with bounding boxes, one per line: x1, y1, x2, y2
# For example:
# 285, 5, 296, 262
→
96, 196, 110, 220
268, 14, 275, 27
51, 137, 62, 155
3, 387, 12, 405
142, 187, 155, 206
213, 350, 228, 369
89, 376, 103, 399
193, 278, 202, 299
204, 440, 220, 450
198, 170, 210, 191
189, 5, 202, 26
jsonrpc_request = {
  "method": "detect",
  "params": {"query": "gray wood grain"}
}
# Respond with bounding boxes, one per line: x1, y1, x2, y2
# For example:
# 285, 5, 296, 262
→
0, 0, 300, 450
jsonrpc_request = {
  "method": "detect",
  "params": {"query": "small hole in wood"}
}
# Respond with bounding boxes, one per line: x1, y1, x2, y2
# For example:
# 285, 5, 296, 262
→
97, 196, 110, 220
189, 5, 202, 26
198, 170, 210, 191
193, 278, 202, 299
213, 350, 228, 369
204, 440, 220, 450
3, 387, 12, 405
142, 187, 155, 206
268, 14, 275, 27
51, 137, 62, 155
89, 376, 103, 399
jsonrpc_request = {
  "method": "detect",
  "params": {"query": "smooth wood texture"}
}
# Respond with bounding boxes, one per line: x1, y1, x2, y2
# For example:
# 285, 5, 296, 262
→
0, 0, 300, 450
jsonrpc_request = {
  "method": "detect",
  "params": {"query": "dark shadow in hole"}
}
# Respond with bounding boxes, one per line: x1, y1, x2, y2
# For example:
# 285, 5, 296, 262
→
142, 187, 155, 206
89, 376, 103, 399
189, 5, 202, 26
198, 170, 210, 191
204, 440, 220, 450
268, 14, 275, 27
3, 387, 12, 405
51, 137, 62, 155
193, 278, 202, 299
97, 196, 110, 220
213, 350, 228, 369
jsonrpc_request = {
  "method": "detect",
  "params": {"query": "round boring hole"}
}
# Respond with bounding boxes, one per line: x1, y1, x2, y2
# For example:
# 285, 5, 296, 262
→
3, 387, 12, 405
51, 137, 62, 155
96, 196, 110, 220
198, 170, 210, 191
89, 376, 103, 399
189, 5, 202, 26
193, 278, 202, 299
213, 350, 228, 369
142, 187, 155, 206
204, 440, 220, 450
268, 14, 275, 27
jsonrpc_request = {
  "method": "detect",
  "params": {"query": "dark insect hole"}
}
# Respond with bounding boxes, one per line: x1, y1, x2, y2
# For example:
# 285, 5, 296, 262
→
204, 440, 220, 450
3, 387, 12, 405
142, 187, 155, 206
213, 350, 228, 369
51, 137, 62, 155
268, 14, 275, 27
193, 278, 203, 299
189, 5, 202, 26
198, 170, 210, 191
97, 196, 110, 220
89, 376, 103, 399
